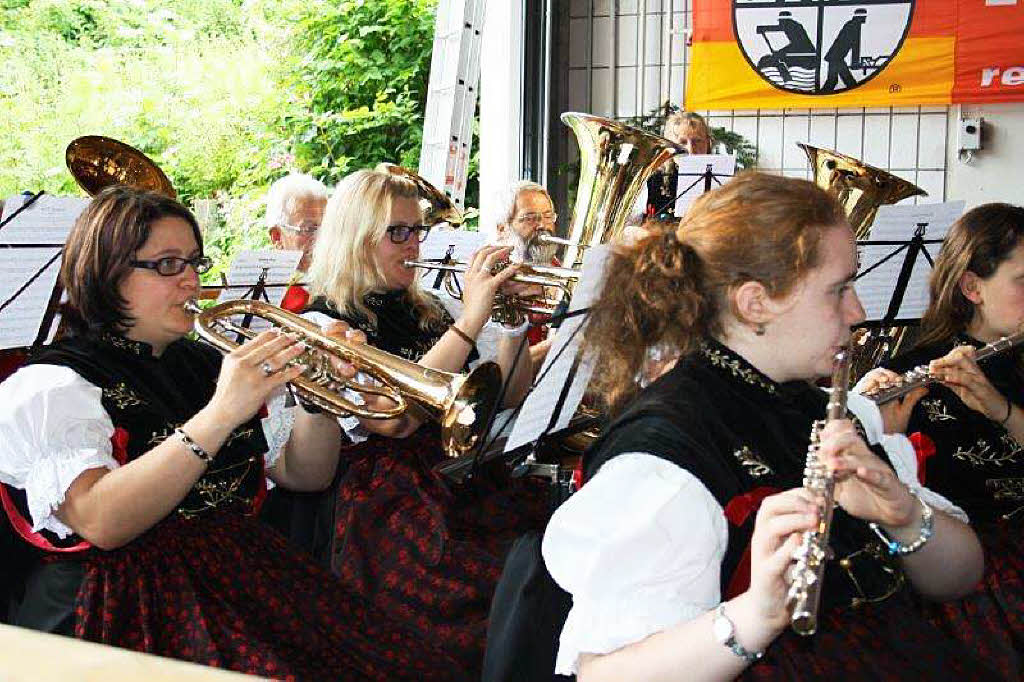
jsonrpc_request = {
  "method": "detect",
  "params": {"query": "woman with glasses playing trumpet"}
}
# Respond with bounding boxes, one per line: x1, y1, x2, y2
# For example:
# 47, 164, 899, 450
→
303, 168, 548, 677
857, 203, 1024, 678
0, 186, 465, 680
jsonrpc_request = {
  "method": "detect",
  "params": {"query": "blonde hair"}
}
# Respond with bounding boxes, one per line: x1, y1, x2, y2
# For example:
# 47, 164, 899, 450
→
307, 169, 445, 328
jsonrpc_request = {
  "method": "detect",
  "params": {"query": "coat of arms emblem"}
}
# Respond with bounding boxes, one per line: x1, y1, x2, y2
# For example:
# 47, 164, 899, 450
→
733, 0, 915, 95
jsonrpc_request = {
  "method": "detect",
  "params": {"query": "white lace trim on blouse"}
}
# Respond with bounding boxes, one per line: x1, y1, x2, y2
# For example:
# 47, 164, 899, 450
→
0, 365, 119, 538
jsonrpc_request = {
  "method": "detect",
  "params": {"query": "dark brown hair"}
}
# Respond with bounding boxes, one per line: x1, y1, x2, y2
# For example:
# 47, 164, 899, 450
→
60, 186, 202, 336
585, 172, 845, 413
916, 203, 1024, 348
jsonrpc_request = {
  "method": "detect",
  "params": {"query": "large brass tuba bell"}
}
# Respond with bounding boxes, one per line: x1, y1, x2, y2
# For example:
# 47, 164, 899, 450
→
800, 144, 928, 382
560, 112, 682, 267
66, 135, 176, 198
186, 298, 503, 458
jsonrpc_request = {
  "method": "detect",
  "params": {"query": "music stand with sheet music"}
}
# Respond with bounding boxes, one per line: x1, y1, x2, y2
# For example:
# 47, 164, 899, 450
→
434, 246, 611, 486
651, 154, 737, 219
0, 192, 87, 353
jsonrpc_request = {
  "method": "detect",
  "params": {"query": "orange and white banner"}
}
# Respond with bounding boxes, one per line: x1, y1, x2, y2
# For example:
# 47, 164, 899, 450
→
686, 0, 1024, 109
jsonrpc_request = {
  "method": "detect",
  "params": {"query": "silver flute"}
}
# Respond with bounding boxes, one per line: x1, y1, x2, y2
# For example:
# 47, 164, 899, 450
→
786, 348, 851, 636
864, 329, 1024, 405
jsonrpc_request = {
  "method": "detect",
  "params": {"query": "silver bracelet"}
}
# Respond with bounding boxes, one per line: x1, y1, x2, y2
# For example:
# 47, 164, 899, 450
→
869, 489, 933, 556
174, 427, 212, 463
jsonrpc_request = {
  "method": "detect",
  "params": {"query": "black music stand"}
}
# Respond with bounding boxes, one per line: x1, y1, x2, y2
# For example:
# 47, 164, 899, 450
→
651, 161, 732, 220
854, 222, 944, 363
0, 192, 65, 350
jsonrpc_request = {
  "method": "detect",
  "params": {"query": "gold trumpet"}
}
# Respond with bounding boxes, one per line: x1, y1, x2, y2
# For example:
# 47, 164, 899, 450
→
403, 259, 581, 326
185, 298, 502, 458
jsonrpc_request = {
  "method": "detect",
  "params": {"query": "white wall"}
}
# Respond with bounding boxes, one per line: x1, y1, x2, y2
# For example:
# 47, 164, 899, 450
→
478, 1, 524, 236
558, 1, 1024, 211
946, 103, 1024, 210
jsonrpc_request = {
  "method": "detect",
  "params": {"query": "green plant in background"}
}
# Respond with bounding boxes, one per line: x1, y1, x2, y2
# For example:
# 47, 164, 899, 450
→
0, 0, 451, 274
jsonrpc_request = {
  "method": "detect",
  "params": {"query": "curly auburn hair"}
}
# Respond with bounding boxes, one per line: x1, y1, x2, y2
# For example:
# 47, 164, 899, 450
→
584, 172, 845, 414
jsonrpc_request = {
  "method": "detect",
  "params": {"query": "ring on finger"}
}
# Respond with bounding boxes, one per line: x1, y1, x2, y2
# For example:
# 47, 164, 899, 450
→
261, 361, 275, 377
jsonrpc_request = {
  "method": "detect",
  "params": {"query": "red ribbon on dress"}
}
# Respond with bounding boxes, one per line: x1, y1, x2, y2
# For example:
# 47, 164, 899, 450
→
0, 428, 128, 554
723, 486, 781, 600
908, 432, 936, 485
280, 284, 310, 314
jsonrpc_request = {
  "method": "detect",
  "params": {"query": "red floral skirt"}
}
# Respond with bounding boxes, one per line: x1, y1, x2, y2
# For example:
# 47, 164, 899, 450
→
919, 521, 1024, 680
742, 591, 1004, 681
332, 428, 550, 678
73, 505, 466, 681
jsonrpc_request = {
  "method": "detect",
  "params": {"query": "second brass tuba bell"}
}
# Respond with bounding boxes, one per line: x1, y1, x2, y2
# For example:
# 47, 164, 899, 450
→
560, 112, 682, 267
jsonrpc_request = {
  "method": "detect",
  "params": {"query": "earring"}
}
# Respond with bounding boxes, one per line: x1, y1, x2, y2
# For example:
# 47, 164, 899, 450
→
754, 323, 766, 336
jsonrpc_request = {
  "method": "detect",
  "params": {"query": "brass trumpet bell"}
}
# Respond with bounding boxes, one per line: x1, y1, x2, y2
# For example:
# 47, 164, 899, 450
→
187, 298, 503, 458
66, 136, 176, 198
561, 112, 682, 267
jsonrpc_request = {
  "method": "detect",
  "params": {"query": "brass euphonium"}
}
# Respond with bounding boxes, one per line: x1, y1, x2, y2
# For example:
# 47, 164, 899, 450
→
185, 299, 502, 458
66, 135, 177, 198
800, 144, 928, 382
560, 112, 682, 268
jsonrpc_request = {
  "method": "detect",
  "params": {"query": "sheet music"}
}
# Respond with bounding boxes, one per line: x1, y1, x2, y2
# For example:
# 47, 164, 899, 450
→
504, 245, 610, 453
868, 201, 965, 242
216, 249, 302, 332
674, 153, 737, 216
216, 249, 302, 295
0, 247, 63, 350
0, 195, 88, 244
855, 201, 964, 321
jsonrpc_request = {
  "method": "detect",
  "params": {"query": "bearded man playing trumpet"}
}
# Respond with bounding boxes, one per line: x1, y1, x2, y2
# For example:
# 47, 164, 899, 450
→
303, 167, 549, 678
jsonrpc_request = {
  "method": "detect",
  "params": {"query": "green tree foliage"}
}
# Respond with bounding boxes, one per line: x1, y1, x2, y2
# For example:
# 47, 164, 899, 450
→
280, 0, 437, 185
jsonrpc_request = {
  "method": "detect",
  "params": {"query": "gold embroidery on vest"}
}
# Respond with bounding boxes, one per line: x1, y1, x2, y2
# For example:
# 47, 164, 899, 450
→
986, 478, 1024, 519
921, 398, 955, 423
103, 382, 145, 409
953, 435, 1022, 468
733, 446, 772, 477
701, 345, 777, 395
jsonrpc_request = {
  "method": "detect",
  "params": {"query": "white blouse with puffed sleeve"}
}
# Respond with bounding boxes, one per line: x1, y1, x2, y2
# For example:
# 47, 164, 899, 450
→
0, 364, 295, 535
541, 390, 967, 676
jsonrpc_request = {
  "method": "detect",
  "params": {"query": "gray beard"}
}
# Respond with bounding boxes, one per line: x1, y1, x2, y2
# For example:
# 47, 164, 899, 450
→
500, 230, 558, 264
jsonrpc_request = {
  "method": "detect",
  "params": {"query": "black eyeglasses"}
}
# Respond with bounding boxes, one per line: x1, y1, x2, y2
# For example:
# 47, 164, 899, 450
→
386, 224, 431, 244
130, 255, 213, 276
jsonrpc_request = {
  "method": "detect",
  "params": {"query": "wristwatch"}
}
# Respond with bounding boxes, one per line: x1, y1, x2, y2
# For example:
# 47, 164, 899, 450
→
712, 605, 764, 664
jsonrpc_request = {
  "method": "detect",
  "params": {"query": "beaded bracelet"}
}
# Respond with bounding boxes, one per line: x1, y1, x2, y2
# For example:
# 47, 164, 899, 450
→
869, 490, 933, 556
174, 427, 212, 463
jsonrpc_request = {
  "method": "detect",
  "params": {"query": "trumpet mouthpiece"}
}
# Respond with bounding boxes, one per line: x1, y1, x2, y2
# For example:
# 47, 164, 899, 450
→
183, 299, 201, 314
536, 234, 576, 246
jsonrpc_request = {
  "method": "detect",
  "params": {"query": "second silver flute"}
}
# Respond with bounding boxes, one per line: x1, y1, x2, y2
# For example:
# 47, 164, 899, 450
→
786, 347, 852, 636
865, 329, 1024, 405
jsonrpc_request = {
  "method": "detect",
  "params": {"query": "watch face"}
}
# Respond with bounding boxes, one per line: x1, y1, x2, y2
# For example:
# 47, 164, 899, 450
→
713, 613, 733, 643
